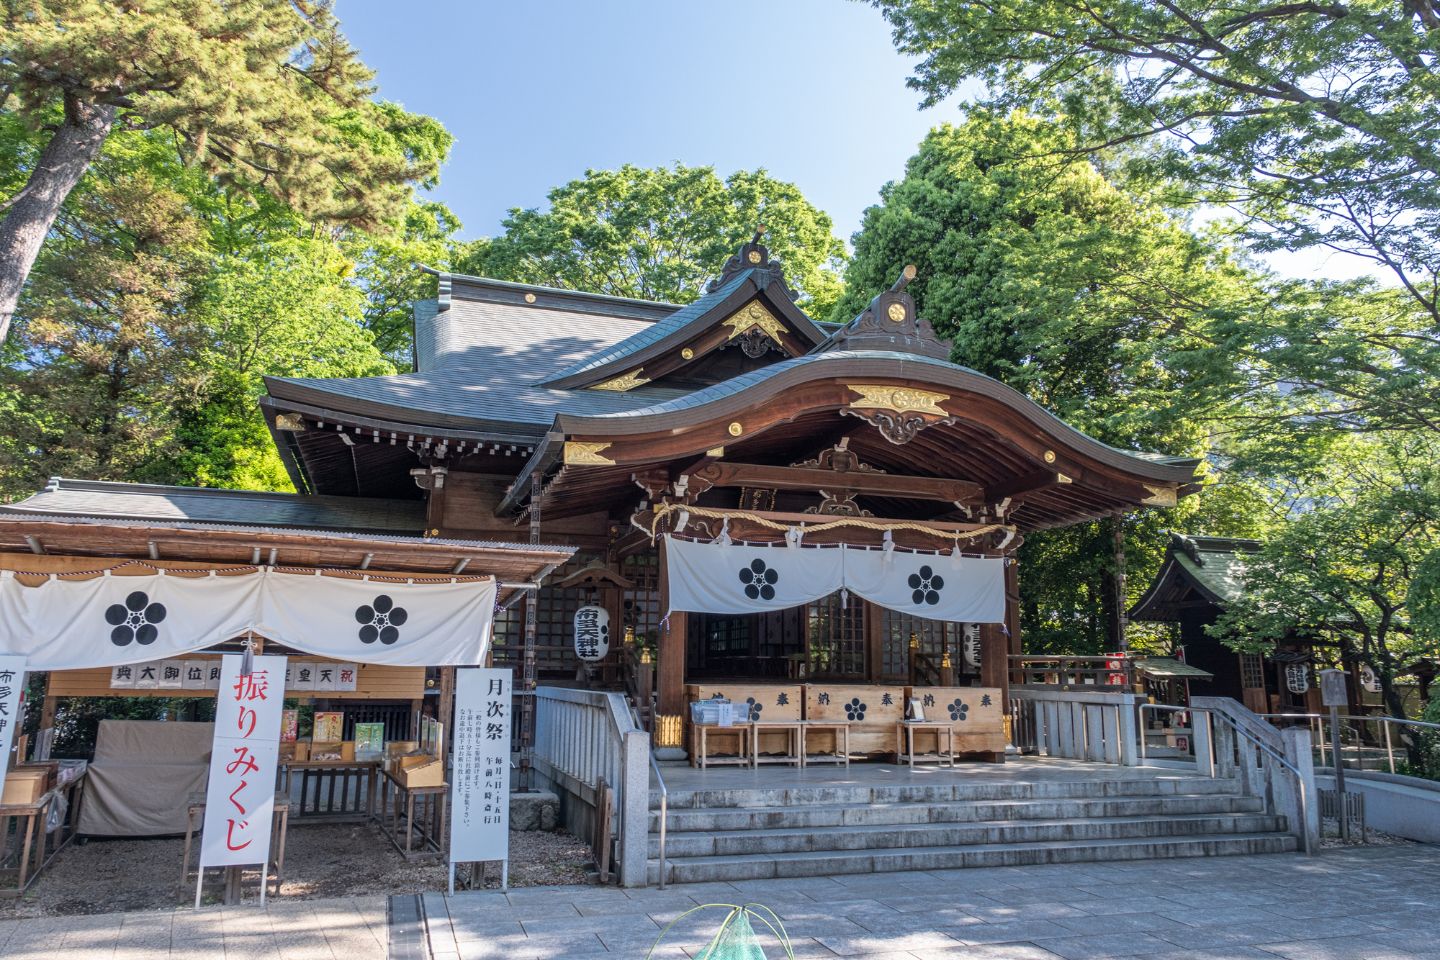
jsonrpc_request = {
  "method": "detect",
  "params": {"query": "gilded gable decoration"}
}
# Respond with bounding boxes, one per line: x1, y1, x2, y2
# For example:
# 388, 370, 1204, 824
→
591, 370, 651, 392
846, 385, 950, 417
843, 384, 955, 445
563, 442, 615, 466
722, 301, 786, 344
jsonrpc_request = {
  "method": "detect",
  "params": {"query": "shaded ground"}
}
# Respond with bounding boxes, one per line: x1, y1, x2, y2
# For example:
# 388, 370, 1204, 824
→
0, 821, 591, 918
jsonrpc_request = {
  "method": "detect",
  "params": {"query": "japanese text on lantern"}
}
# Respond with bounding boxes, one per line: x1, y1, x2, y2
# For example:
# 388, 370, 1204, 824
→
199, 655, 286, 870
449, 668, 512, 866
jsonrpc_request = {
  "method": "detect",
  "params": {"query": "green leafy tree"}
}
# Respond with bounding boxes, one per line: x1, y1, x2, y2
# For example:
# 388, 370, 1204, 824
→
870, 0, 1440, 329
0, 0, 450, 343
458, 163, 846, 314
1214, 434, 1440, 724
836, 114, 1266, 650
349, 199, 462, 365
0, 131, 208, 497
0, 119, 415, 498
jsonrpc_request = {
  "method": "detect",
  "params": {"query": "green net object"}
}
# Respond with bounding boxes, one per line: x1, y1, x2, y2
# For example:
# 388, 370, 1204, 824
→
645, 903, 796, 960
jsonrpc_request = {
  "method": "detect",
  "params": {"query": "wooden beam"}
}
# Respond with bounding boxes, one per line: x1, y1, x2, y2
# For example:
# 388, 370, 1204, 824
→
686, 461, 983, 503
985, 469, 1070, 504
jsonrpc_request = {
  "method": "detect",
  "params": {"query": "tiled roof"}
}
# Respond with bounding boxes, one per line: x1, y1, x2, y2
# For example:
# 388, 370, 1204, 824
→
539, 270, 759, 384
1174, 535, 1260, 604
0, 478, 427, 534
268, 278, 695, 434
1129, 533, 1262, 620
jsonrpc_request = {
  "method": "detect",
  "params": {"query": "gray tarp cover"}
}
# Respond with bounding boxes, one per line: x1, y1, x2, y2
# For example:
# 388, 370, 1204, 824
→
78, 719, 213, 836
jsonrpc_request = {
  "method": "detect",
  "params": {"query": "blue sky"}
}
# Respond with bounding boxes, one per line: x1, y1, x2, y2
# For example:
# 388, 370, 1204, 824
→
338, 0, 968, 246
339, 1, 1372, 282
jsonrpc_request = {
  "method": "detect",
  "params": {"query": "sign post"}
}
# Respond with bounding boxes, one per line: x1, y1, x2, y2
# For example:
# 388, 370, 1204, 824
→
1318, 668, 1349, 839
449, 667, 512, 893
0, 656, 26, 783
198, 653, 286, 906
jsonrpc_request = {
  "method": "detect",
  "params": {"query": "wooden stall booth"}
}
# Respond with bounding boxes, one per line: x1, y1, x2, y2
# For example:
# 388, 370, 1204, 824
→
0, 487, 573, 888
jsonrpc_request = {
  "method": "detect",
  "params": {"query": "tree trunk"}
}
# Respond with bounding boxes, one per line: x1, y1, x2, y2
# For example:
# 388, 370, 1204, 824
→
0, 95, 116, 344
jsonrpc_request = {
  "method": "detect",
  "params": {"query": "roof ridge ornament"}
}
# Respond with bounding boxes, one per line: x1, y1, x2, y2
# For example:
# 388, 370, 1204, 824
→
706, 226, 797, 301
820, 265, 951, 359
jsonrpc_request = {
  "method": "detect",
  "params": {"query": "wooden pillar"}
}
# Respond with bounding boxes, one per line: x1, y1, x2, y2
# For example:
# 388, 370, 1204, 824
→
981, 557, 1019, 703
864, 601, 884, 682
1005, 557, 1022, 685
437, 666, 455, 738
654, 538, 685, 751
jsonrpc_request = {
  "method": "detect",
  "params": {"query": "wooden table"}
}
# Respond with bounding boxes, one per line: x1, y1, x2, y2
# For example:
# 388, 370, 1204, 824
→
800, 721, 851, 766
692, 723, 752, 769
377, 768, 447, 860
896, 721, 956, 768
749, 722, 803, 768
0, 770, 87, 898
181, 790, 290, 897
281, 759, 380, 822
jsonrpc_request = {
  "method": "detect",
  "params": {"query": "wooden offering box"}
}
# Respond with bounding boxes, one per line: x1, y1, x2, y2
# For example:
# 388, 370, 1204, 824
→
687, 683, 802, 759
804, 684, 905, 757
397, 754, 443, 788
906, 686, 1007, 759
1, 768, 50, 805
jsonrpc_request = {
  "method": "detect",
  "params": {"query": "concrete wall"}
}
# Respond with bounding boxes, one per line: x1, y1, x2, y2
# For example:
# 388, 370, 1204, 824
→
1316, 770, 1440, 844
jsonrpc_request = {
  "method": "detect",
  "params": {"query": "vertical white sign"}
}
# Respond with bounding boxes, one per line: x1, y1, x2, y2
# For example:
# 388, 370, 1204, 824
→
199, 654, 286, 872
0, 656, 26, 784
449, 668, 512, 890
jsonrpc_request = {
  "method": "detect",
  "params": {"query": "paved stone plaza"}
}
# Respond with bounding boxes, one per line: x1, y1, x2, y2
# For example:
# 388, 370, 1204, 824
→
1, 846, 1437, 958
423, 846, 1440, 960
0, 895, 387, 959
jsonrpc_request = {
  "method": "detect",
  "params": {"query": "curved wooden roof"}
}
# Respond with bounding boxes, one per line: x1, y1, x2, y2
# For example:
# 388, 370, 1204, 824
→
508, 351, 1200, 532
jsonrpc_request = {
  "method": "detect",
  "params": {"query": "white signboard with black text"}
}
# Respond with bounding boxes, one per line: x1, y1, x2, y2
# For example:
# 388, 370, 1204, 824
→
0, 656, 26, 784
198, 654, 286, 903
449, 668, 512, 892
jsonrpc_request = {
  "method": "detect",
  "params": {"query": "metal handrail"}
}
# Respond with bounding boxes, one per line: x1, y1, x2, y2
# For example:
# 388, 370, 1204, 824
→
1137, 703, 1191, 761
1140, 702, 1313, 853
649, 750, 669, 890
631, 703, 669, 890
1258, 712, 1440, 775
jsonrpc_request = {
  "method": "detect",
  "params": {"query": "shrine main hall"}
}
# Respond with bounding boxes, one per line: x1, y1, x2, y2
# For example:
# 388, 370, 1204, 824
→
4, 233, 1200, 760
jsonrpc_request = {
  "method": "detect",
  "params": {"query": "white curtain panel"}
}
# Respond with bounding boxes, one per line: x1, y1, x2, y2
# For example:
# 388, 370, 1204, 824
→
0, 568, 495, 670
843, 547, 1005, 623
664, 536, 845, 614
662, 535, 1005, 623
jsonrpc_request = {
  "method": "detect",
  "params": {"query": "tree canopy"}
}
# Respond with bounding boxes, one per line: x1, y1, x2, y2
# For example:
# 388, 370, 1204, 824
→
871, 0, 1440, 324
0, 0, 449, 342
457, 164, 846, 314
835, 113, 1269, 652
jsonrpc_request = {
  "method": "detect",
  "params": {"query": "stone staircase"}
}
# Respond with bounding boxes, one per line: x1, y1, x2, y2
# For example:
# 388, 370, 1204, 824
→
647, 771, 1298, 884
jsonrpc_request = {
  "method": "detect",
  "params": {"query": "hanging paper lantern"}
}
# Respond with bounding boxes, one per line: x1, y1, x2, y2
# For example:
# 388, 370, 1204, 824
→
1360, 664, 1382, 693
573, 605, 610, 662
1284, 663, 1309, 694
962, 623, 982, 669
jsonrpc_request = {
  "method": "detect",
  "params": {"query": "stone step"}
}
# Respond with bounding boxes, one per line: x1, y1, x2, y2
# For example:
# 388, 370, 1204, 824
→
646, 832, 1300, 885
651, 775, 1244, 810
649, 792, 1264, 833
651, 812, 1286, 858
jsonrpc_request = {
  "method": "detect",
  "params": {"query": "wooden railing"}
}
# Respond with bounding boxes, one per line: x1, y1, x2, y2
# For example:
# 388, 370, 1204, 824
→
1010, 654, 1136, 690
1008, 686, 1140, 764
